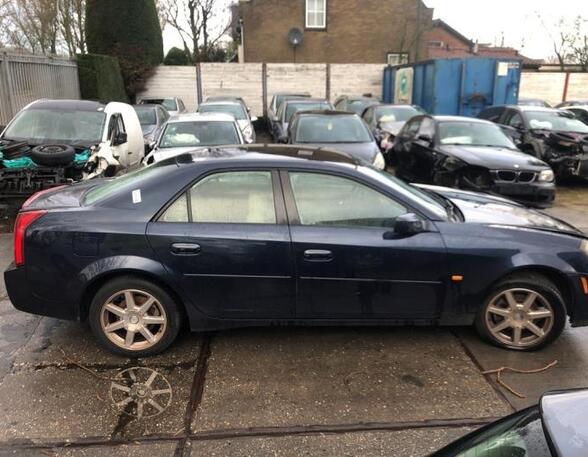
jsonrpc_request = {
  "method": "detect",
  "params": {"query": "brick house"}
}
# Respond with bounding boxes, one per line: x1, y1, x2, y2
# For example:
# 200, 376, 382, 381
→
424, 19, 543, 69
236, 0, 434, 64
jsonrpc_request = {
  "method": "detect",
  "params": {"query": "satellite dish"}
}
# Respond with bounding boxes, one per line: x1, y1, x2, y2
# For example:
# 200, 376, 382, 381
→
288, 28, 304, 47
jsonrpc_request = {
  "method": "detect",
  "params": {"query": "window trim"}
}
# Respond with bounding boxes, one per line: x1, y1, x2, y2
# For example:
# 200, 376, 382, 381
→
305, 0, 327, 30
386, 52, 409, 66
155, 168, 287, 225
279, 169, 418, 228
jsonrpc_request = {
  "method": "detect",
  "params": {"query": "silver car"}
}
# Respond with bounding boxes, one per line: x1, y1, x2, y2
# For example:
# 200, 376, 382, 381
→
197, 101, 257, 143
143, 112, 245, 164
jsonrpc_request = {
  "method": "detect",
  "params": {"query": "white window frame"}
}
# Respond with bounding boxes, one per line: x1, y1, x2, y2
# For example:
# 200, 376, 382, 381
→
386, 52, 409, 66
305, 0, 327, 29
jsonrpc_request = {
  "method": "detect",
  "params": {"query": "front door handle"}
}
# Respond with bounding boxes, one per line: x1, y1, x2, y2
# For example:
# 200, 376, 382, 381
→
303, 249, 333, 262
170, 243, 201, 255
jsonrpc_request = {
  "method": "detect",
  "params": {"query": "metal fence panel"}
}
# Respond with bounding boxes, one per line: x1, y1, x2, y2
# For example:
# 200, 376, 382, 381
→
0, 51, 80, 126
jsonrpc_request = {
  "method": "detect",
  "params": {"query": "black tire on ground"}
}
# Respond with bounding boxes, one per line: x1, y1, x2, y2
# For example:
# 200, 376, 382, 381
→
30, 144, 75, 167
89, 276, 183, 358
474, 273, 566, 351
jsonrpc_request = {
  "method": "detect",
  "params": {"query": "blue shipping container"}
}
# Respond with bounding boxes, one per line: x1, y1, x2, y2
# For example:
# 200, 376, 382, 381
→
382, 58, 521, 117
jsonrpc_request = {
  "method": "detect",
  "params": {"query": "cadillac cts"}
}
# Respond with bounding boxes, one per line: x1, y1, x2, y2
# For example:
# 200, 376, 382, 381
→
5, 145, 588, 357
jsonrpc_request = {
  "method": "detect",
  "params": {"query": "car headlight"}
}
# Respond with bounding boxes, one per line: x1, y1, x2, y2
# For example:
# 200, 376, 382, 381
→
538, 169, 555, 183
373, 152, 386, 170
581, 239, 588, 256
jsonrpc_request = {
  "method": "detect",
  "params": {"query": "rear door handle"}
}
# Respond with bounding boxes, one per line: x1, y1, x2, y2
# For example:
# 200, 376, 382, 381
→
170, 243, 201, 255
303, 249, 333, 262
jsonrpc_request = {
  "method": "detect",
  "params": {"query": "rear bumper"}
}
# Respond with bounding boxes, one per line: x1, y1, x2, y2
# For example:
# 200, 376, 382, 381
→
4, 263, 79, 320
490, 181, 556, 208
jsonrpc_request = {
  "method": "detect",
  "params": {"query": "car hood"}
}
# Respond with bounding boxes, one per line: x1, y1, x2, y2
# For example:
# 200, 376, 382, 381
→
379, 121, 406, 136
418, 184, 582, 235
438, 145, 549, 170
298, 142, 379, 164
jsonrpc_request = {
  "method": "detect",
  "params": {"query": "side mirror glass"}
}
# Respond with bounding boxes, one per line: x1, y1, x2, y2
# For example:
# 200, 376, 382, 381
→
386, 213, 425, 238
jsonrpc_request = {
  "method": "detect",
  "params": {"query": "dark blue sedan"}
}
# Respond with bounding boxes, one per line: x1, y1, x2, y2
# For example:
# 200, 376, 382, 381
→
5, 145, 588, 357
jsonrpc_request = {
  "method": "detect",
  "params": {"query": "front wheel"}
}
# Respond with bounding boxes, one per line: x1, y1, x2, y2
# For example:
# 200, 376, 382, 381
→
475, 274, 566, 351
89, 277, 183, 357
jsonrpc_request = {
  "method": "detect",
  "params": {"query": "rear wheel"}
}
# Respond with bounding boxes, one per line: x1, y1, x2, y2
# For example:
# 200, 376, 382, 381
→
89, 277, 182, 357
475, 274, 566, 351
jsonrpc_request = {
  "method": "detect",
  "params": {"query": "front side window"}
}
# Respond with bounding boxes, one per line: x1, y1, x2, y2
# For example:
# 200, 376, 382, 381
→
162, 99, 178, 111
507, 112, 524, 129
306, 0, 326, 29
160, 171, 276, 224
376, 106, 421, 124
289, 172, 407, 228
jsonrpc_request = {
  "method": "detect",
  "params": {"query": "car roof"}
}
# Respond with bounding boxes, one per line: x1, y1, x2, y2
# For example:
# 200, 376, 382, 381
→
294, 110, 358, 117
199, 101, 242, 107
27, 99, 104, 111
133, 104, 160, 110
168, 112, 237, 123
167, 144, 362, 167
432, 115, 491, 124
541, 389, 588, 457
274, 92, 311, 96
283, 98, 330, 105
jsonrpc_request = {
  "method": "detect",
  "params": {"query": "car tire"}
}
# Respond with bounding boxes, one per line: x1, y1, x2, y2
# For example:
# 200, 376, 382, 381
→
89, 276, 183, 358
475, 273, 566, 351
30, 144, 75, 167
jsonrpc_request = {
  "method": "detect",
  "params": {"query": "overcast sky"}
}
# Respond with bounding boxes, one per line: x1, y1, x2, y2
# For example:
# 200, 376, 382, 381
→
163, 0, 587, 60
424, 0, 587, 60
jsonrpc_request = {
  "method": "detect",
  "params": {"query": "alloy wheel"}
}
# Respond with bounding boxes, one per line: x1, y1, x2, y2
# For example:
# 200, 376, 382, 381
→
485, 288, 554, 349
100, 289, 168, 351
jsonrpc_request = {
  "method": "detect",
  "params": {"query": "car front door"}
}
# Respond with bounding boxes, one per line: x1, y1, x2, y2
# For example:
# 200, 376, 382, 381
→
394, 116, 422, 178
282, 170, 447, 320
409, 116, 437, 182
147, 169, 295, 320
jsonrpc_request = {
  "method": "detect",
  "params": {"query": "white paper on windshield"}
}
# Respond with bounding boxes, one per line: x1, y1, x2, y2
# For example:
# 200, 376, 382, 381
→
132, 189, 142, 204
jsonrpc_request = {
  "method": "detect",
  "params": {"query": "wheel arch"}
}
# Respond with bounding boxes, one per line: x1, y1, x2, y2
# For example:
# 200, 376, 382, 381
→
78, 269, 187, 322
485, 265, 573, 315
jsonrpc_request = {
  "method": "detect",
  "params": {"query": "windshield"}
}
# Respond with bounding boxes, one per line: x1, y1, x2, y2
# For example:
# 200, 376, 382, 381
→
134, 108, 157, 126
285, 102, 331, 122
159, 121, 240, 148
198, 104, 247, 120
526, 111, 588, 133
348, 99, 378, 115
376, 106, 422, 123
276, 94, 309, 110
439, 122, 516, 148
361, 168, 448, 220
143, 99, 177, 111
295, 115, 372, 143
3, 108, 106, 144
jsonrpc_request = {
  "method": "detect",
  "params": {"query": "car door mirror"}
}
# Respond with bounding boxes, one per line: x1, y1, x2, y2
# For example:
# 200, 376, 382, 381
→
385, 213, 425, 239
148, 141, 156, 151
113, 131, 128, 146
416, 133, 433, 144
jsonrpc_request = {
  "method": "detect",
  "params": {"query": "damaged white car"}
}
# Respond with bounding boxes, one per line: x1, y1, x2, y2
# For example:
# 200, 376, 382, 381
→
0, 99, 143, 209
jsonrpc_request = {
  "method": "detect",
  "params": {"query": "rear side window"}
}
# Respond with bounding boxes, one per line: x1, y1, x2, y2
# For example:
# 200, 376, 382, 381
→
160, 171, 276, 224
289, 172, 407, 228
478, 106, 504, 122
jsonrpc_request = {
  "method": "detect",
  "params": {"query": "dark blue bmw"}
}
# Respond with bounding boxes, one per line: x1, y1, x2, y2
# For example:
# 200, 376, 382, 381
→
4, 145, 588, 357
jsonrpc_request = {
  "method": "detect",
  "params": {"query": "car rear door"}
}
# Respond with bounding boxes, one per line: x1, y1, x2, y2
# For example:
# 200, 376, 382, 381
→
282, 169, 447, 320
147, 168, 295, 320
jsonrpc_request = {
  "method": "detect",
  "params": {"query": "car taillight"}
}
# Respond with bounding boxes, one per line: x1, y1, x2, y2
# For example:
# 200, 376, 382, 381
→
14, 211, 46, 266
22, 185, 67, 208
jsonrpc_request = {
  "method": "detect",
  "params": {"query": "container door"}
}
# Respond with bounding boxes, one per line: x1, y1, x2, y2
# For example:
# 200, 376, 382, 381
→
493, 61, 521, 106
460, 59, 496, 118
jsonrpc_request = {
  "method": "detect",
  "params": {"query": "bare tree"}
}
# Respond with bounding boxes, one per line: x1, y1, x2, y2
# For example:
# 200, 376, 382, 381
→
5, 0, 59, 54
160, 0, 231, 62
537, 13, 581, 70
58, 0, 86, 55
570, 16, 588, 70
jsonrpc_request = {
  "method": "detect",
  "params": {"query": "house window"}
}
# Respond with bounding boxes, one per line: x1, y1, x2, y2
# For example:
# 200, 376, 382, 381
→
428, 41, 445, 48
386, 52, 409, 66
306, 0, 326, 29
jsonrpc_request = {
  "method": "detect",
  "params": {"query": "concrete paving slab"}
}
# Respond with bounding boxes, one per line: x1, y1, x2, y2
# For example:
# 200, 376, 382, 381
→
457, 325, 588, 410
187, 427, 474, 457
0, 364, 195, 442
12, 317, 201, 368
0, 441, 178, 457
193, 328, 511, 431
0, 299, 41, 382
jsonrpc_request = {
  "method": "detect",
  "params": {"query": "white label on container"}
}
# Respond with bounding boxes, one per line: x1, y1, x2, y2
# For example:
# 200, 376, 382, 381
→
497, 62, 509, 77
132, 189, 142, 204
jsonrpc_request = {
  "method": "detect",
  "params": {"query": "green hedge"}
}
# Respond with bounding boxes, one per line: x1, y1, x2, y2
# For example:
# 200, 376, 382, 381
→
77, 53, 128, 103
